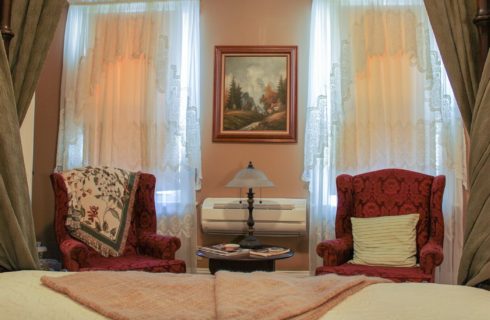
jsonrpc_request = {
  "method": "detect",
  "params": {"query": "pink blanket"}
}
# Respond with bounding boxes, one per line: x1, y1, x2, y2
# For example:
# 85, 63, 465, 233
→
41, 271, 388, 320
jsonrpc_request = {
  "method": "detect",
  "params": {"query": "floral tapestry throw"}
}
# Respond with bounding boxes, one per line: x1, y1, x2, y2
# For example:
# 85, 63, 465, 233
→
61, 167, 140, 257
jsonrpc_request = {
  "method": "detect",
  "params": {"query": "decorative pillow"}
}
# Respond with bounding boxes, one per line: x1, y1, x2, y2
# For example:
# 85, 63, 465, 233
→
350, 213, 420, 267
61, 167, 140, 257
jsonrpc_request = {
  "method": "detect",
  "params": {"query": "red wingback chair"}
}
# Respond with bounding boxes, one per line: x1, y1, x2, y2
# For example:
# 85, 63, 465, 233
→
51, 171, 186, 273
316, 168, 445, 282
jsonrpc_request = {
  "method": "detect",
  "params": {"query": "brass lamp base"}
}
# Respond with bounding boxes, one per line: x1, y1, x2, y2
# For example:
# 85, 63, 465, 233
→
239, 235, 262, 249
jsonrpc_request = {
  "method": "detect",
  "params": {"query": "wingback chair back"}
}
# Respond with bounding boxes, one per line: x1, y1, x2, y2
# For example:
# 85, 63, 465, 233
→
51, 170, 186, 273
317, 168, 445, 282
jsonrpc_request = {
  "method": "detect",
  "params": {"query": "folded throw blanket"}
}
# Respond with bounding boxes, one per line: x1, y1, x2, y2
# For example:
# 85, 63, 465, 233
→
41, 271, 389, 320
61, 166, 139, 257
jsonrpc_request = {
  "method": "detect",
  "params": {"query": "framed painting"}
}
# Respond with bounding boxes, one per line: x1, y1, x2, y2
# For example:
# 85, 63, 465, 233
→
213, 46, 297, 143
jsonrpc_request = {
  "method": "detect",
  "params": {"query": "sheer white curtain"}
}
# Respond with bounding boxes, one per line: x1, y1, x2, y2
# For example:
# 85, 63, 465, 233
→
304, 0, 466, 283
56, 0, 201, 271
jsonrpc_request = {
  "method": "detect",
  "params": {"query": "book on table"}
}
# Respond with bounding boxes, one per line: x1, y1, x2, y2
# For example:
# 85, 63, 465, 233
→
250, 247, 290, 257
199, 244, 250, 257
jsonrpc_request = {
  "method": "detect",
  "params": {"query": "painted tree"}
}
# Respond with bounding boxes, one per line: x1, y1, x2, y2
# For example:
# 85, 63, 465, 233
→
277, 76, 287, 106
260, 83, 278, 112
225, 77, 243, 110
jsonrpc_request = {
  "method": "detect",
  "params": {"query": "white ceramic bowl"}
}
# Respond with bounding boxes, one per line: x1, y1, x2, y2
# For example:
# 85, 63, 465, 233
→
223, 243, 240, 251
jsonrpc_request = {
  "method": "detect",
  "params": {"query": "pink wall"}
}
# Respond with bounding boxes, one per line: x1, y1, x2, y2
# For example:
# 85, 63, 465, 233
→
33, 7, 68, 261
198, 0, 311, 270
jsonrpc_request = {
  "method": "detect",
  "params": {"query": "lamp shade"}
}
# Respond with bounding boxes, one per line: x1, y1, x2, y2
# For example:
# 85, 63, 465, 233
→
226, 162, 274, 188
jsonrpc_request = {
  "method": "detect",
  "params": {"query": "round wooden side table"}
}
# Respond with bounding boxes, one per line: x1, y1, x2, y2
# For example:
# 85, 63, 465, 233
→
196, 247, 294, 274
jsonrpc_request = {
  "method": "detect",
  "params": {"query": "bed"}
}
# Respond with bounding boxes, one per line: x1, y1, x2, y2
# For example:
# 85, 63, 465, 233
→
1, 270, 488, 320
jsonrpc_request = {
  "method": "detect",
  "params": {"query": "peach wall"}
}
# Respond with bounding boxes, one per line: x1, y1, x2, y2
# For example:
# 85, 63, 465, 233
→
198, 0, 311, 271
20, 98, 35, 199
33, 7, 68, 260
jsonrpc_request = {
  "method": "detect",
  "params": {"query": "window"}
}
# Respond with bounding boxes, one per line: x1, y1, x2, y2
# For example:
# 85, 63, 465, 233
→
304, 0, 465, 283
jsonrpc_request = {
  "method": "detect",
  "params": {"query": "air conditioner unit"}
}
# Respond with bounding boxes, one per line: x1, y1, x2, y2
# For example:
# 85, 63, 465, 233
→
201, 198, 307, 236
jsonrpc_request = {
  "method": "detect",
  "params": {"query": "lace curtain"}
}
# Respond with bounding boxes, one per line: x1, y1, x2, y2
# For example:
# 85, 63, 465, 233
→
304, 0, 466, 283
56, 0, 201, 271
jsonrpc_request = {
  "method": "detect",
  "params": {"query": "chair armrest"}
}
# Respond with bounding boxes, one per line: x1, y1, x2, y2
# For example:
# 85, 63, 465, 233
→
316, 236, 353, 266
59, 238, 90, 271
419, 240, 444, 274
138, 232, 181, 260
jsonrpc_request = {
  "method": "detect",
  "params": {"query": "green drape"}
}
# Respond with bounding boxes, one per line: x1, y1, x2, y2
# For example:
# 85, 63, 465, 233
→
10, 1, 67, 125
424, 0, 479, 130
461, 56, 490, 288
424, 0, 490, 288
0, 0, 65, 271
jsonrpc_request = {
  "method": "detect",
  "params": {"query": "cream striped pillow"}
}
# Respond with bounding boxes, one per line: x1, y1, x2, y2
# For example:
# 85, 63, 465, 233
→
350, 213, 419, 267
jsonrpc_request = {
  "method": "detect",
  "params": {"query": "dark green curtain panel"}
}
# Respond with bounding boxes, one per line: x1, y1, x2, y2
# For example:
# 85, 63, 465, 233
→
424, 0, 479, 130
10, 1, 67, 125
461, 57, 490, 288
0, 0, 65, 271
424, 0, 490, 288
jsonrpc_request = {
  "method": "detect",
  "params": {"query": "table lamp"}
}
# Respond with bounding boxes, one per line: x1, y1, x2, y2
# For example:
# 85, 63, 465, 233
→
226, 161, 274, 249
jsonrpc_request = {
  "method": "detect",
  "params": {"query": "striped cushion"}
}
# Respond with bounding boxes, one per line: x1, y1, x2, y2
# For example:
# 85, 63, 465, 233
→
350, 214, 419, 267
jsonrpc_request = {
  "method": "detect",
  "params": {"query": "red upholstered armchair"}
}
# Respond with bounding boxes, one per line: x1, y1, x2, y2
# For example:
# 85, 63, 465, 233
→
316, 169, 445, 282
51, 172, 186, 273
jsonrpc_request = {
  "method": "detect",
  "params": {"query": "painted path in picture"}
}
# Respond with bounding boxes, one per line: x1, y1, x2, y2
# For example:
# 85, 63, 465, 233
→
223, 55, 288, 131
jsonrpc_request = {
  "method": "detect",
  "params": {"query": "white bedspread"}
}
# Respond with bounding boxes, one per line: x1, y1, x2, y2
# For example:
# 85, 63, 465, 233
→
1, 271, 489, 320
0, 271, 105, 320
321, 282, 489, 320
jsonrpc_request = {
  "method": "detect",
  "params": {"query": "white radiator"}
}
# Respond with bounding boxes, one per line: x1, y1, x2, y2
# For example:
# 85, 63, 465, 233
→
201, 198, 306, 236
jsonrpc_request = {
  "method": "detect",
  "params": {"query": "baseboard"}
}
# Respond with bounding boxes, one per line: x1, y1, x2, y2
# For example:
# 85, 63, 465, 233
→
196, 267, 311, 277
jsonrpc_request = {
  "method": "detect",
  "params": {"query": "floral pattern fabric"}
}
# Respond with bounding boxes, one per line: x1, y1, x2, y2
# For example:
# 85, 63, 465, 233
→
61, 167, 139, 257
316, 264, 433, 282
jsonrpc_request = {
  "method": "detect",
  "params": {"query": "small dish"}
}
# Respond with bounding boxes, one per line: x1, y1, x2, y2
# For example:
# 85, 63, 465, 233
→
223, 243, 240, 252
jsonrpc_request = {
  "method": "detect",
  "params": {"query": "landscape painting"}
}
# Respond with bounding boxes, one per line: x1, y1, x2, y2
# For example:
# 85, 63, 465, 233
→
213, 46, 297, 143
